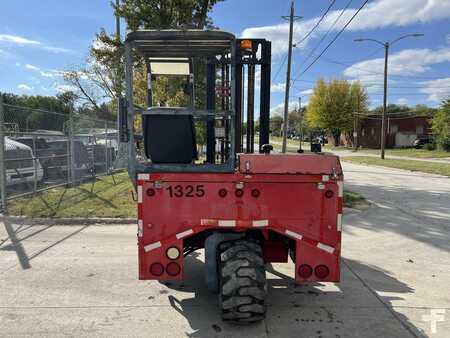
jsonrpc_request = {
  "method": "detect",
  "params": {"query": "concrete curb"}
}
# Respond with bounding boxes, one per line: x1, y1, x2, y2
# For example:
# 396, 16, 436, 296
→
1, 214, 136, 226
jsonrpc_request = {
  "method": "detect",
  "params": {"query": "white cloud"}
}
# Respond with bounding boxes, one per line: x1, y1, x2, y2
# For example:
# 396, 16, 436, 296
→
300, 88, 313, 96
419, 77, 450, 102
55, 84, 77, 93
40, 71, 56, 77
0, 33, 74, 54
270, 101, 299, 116
396, 97, 408, 105
42, 46, 74, 54
25, 63, 40, 71
242, 0, 450, 56
22, 63, 63, 78
271, 82, 285, 93
18, 84, 33, 91
344, 47, 450, 85
0, 34, 40, 45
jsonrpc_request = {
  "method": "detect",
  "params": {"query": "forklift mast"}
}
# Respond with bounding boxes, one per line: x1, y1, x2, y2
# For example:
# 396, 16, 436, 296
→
120, 30, 272, 183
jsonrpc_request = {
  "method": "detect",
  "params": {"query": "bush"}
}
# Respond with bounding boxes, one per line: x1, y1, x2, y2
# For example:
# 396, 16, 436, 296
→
432, 99, 450, 151
425, 143, 436, 151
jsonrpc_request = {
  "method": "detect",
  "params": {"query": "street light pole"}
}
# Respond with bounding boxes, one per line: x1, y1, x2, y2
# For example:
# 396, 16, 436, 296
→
354, 33, 423, 159
298, 96, 304, 153
381, 42, 389, 159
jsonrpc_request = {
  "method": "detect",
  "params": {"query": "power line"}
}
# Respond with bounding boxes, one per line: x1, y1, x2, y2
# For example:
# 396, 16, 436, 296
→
293, 0, 370, 81
293, 0, 354, 77
294, 0, 336, 47
317, 55, 448, 80
272, 3, 301, 83
272, 55, 288, 82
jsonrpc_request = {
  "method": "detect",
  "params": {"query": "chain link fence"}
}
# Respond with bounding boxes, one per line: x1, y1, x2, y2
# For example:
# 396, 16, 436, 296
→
0, 97, 127, 212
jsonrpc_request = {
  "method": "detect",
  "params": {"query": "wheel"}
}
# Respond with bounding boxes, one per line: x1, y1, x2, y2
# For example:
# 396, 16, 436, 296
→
219, 239, 267, 323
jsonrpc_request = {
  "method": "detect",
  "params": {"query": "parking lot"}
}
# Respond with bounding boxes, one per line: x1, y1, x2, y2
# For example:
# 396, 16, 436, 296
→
1, 162, 449, 337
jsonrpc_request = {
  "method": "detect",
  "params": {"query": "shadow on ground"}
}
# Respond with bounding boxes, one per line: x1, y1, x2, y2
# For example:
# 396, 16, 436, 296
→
0, 217, 90, 271
160, 252, 425, 338
344, 180, 450, 253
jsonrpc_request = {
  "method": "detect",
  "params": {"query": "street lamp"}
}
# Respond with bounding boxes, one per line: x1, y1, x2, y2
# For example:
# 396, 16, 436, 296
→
354, 34, 424, 159
297, 96, 304, 153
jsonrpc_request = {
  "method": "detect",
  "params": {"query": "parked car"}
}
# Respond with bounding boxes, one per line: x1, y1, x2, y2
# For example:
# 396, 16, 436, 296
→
86, 143, 116, 173
413, 135, 434, 149
14, 137, 90, 178
4, 137, 43, 186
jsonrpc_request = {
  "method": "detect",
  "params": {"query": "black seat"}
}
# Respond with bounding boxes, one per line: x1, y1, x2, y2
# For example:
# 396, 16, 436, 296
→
143, 114, 197, 163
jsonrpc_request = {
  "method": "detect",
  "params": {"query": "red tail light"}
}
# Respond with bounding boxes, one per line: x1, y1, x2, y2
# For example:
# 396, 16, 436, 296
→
166, 262, 181, 276
325, 190, 334, 198
314, 265, 329, 279
146, 188, 155, 197
298, 264, 313, 278
150, 263, 164, 276
251, 189, 260, 198
218, 188, 227, 197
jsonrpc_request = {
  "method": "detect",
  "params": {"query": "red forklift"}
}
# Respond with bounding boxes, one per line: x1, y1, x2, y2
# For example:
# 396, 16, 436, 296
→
120, 30, 343, 323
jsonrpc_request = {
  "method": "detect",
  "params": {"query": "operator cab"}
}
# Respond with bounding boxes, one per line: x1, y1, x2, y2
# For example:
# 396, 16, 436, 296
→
120, 30, 271, 182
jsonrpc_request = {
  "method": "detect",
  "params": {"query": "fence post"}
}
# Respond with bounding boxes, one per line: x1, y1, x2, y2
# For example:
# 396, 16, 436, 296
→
32, 135, 37, 194
0, 96, 7, 212
104, 120, 109, 174
69, 109, 76, 186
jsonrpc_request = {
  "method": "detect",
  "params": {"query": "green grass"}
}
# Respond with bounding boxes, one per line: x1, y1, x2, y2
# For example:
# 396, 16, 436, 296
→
343, 190, 368, 209
325, 145, 450, 159
8, 171, 136, 218
342, 156, 450, 177
8, 170, 367, 218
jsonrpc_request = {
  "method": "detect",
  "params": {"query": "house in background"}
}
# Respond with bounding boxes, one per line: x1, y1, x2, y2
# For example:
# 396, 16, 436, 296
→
358, 113, 432, 148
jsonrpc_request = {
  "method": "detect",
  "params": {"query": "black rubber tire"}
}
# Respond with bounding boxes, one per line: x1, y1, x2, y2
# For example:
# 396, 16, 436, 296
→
218, 239, 267, 323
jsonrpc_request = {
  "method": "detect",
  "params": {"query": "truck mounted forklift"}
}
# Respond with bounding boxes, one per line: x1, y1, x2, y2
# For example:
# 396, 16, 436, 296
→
119, 29, 343, 323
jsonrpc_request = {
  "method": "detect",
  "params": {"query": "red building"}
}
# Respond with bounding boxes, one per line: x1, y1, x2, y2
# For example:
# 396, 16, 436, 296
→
358, 114, 432, 148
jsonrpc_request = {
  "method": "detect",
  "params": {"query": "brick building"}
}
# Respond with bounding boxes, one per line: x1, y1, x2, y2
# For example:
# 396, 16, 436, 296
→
357, 114, 432, 148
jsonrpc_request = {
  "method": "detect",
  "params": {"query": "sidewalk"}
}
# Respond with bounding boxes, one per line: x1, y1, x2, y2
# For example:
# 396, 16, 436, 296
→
329, 148, 450, 164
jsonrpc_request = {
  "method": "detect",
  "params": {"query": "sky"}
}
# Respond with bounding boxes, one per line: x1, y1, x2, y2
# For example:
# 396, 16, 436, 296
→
1, 0, 450, 114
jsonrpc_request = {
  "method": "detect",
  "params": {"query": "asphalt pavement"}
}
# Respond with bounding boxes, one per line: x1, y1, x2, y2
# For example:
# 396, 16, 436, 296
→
0, 162, 449, 337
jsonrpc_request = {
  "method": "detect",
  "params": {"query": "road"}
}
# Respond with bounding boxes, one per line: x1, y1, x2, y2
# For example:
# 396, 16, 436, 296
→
0, 162, 449, 337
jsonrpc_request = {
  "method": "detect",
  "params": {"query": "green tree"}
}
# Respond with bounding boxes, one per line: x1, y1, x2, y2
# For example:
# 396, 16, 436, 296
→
307, 78, 368, 145
0, 93, 73, 132
64, 0, 224, 120
432, 99, 450, 151
270, 116, 284, 137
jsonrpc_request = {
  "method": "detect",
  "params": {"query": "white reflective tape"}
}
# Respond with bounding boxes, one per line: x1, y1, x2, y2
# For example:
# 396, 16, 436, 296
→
201, 219, 217, 226
253, 220, 268, 227
176, 229, 194, 239
317, 242, 334, 254
137, 185, 143, 203
317, 183, 325, 190
285, 229, 303, 240
218, 220, 236, 227
138, 219, 143, 237
337, 181, 344, 197
144, 241, 162, 253
337, 214, 342, 231
322, 175, 330, 182
138, 173, 150, 181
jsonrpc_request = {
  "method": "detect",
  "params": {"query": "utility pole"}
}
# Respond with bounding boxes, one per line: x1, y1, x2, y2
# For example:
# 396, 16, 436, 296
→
281, 2, 301, 153
354, 33, 423, 159
297, 96, 304, 153
380, 42, 389, 159
353, 94, 360, 150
